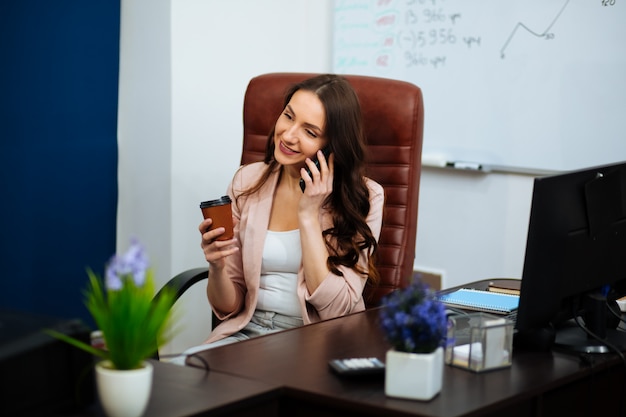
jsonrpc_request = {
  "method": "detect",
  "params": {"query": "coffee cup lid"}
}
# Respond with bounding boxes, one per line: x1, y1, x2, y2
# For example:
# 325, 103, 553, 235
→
200, 195, 232, 208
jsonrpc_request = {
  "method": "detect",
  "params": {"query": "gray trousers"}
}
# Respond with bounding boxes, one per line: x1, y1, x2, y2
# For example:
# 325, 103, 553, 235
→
168, 310, 303, 366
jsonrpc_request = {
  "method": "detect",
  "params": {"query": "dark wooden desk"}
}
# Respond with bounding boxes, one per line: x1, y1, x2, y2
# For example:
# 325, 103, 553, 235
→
190, 305, 625, 417
142, 361, 281, 417
61, 360, 282, 417
64, 279, 625, 417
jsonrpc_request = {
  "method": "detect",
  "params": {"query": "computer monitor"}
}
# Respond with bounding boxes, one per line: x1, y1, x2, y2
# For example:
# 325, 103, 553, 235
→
514, 161, 626, 353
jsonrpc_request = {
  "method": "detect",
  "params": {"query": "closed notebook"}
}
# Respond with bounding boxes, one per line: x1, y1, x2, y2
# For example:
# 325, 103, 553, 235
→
438, 288, 519, 314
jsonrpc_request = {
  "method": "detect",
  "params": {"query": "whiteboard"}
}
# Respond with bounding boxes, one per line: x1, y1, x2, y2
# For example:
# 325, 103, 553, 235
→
333, 0, 626, 174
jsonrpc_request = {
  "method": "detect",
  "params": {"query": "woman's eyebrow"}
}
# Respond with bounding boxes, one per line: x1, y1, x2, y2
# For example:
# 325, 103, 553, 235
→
286, 104, 324, 134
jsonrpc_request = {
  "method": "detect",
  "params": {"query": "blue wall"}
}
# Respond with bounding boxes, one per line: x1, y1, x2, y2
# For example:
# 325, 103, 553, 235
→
0, 0, 120, 326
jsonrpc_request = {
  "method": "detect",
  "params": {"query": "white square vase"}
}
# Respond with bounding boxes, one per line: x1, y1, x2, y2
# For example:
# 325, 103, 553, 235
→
385, 346, 443, 401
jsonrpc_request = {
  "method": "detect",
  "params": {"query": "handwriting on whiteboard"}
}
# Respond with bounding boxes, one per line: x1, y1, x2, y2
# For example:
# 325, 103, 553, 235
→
333, 0, 591, 72
334, 0, 481, 72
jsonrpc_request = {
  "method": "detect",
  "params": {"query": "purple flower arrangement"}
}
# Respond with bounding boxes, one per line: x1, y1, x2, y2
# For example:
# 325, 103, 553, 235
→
379, 280, 448, 354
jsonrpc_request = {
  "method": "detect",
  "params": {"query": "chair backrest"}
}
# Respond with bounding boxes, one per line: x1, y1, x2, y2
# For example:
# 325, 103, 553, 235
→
241, 73, 424, 307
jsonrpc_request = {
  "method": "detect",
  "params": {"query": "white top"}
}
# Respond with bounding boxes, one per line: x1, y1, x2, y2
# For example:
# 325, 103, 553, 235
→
258, 229, 302, 317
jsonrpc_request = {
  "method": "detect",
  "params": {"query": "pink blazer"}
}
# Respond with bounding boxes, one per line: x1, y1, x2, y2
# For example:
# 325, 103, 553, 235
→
203, 162, 384, 344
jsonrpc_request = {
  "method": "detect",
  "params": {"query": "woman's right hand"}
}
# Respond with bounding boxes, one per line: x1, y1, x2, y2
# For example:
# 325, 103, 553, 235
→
199, 218, 239, 267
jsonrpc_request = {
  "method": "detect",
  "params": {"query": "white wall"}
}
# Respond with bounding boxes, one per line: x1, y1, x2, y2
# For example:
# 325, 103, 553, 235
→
117, 0, 172, 284
415, 168, 533, 289
118, 0, 535, 355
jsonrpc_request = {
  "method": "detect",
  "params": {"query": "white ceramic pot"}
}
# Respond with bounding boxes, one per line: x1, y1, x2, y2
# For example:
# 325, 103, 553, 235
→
385, 346, 443, 401
95, 360, 153, 417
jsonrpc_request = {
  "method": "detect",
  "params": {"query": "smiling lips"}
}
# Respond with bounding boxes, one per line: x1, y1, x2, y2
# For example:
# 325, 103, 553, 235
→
279, 141, 299, 156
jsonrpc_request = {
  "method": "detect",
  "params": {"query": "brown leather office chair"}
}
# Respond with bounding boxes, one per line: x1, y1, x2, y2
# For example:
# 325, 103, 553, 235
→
158, 72, 424, 313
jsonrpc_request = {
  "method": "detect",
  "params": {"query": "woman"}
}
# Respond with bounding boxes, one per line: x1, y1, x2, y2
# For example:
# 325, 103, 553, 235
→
196, 74, 384, 350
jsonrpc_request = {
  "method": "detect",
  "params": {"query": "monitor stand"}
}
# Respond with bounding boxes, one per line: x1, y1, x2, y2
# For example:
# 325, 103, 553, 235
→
553, 289, 626, 354
553, 320, 626, 354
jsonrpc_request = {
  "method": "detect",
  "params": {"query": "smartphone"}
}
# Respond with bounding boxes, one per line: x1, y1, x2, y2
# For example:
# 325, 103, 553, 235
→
299, 147, 331, 192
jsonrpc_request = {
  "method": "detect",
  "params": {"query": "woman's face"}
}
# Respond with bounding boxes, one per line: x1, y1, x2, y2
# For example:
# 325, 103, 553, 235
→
273, 90, 328, 169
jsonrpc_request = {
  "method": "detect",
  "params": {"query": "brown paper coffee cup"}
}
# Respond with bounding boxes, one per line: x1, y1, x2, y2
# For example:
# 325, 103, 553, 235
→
200, 196, 234, 241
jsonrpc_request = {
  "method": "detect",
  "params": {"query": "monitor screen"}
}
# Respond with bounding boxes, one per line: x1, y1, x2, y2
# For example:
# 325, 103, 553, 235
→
514, 161, 626, 353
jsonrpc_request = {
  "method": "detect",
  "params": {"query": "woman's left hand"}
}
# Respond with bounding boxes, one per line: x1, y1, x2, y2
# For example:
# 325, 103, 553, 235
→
299, 150, 333, 215
298, 149, 334, 292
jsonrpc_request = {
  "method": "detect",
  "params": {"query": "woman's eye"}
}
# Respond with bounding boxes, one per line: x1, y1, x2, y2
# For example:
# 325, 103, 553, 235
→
283, 112, 293, 120
306, 129, 318, 138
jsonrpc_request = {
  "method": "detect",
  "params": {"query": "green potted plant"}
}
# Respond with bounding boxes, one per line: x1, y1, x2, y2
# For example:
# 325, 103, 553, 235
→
46, 238, 177, 417
378, 279, 448, 401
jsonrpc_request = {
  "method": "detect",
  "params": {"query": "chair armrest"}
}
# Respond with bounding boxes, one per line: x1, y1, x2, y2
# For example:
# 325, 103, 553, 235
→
151, 267, 209, 361
154, 267, 209, 304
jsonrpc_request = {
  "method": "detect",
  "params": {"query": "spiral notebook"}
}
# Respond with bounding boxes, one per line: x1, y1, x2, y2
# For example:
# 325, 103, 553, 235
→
438, 288, 519, 315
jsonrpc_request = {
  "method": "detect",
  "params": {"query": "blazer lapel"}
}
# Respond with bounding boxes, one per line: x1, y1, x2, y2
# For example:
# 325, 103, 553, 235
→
242, 169, 279, 293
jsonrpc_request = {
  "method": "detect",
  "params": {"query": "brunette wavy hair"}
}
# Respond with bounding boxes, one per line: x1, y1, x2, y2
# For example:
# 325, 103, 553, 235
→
239, 74, 379, 286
